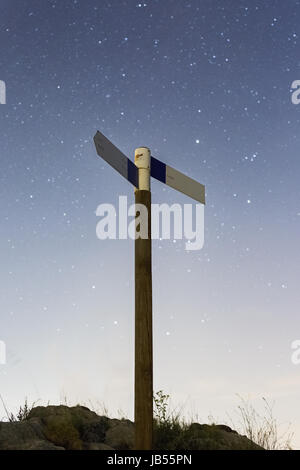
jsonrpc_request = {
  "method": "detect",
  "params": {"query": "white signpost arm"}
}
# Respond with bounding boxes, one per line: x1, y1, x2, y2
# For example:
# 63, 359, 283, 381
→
151, 155, 206, 204
94, 131, 138, 187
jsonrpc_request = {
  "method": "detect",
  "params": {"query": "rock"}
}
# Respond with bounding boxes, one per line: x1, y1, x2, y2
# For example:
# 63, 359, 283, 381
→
84, 442, 114, 450
215, 424, 237, 434
28, 405, 103, 450
188, 422, 206, 432
80, 417, 109, 443
28, 405, 101, 426
14, 440, 65, 450
104, 419, 135, 450
0, 418, 64, 450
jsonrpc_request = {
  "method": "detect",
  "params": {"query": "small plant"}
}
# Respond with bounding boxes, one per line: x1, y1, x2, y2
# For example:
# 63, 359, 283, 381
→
153, 390, 187, 449
16, 398, 36, 421
153, 390, 170, 424
0, 395, 37, 422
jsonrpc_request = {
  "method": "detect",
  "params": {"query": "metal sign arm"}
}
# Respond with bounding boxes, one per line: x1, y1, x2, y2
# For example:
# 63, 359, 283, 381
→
151, 156, 205, 205
94, 131, 138, 187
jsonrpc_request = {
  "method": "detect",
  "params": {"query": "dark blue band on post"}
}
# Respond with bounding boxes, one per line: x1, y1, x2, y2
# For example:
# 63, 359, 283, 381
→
151, 156, 166, 183
127, 159, 139, 187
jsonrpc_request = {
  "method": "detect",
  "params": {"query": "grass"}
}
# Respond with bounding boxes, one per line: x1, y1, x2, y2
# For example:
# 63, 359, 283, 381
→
232, 396, 293, 450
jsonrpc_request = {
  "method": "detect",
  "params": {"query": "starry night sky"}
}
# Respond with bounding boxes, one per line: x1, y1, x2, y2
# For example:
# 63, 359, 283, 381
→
1, 0, 300, 447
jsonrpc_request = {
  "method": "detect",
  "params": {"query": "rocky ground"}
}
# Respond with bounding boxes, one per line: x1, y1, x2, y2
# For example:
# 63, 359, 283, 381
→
0, 405, 263, 450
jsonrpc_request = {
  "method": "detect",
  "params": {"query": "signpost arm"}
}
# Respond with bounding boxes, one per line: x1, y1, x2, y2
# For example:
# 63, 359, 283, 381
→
134, 147, 153, 450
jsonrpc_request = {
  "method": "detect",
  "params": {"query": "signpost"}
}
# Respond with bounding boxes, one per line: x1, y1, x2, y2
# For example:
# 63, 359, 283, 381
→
93, 130, 206, 450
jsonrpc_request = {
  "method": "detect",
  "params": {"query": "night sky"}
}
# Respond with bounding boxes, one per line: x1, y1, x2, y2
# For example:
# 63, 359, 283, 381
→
1, 0, 300, 447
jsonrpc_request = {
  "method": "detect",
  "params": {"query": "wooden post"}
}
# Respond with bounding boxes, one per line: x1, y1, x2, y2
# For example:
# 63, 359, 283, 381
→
134, 147, 153, 450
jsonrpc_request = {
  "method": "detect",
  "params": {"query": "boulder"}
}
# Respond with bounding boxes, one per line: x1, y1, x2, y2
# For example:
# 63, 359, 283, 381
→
80, 416, 109, 443
0, 418, 63, 450
104, 419, 135, 450
28, 405, 104, 450
84, 442, 114, 450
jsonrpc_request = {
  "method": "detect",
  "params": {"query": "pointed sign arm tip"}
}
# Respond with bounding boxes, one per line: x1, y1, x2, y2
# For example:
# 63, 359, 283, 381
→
93, 130, 138, 187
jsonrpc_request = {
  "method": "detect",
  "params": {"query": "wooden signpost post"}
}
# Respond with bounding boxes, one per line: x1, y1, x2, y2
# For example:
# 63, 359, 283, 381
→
93, 130, 205, 450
